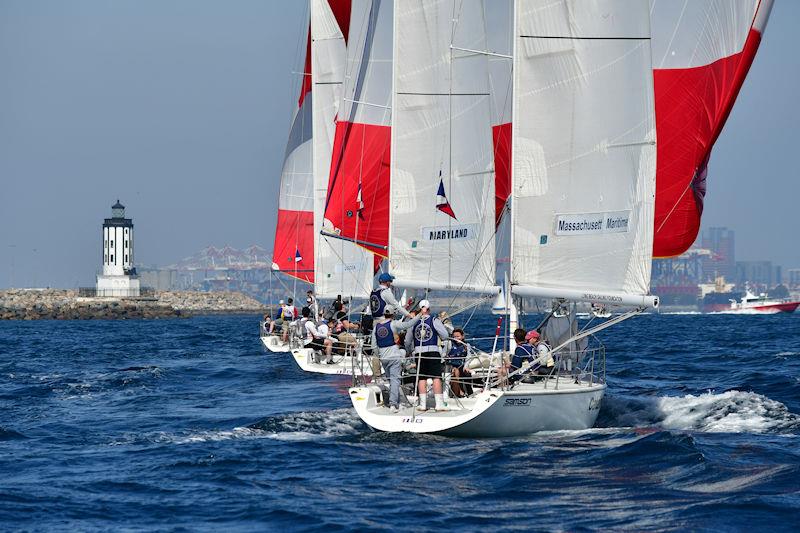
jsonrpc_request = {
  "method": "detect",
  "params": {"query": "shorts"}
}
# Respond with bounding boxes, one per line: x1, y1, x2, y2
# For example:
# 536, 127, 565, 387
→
417, 352, 443, 378
308, 338, 326, 352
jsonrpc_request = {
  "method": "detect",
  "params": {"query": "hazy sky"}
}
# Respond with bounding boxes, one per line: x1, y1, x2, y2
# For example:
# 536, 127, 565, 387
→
1, 0, 798, 288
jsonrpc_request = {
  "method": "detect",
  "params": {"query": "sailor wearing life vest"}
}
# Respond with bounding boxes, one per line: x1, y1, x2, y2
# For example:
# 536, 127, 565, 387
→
371, 304, 421, 413
405, 299, 450, 411
370, 273, 412, 319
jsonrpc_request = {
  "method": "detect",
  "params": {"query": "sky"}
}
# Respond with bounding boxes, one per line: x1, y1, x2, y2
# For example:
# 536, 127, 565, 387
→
0, 0, 798, 289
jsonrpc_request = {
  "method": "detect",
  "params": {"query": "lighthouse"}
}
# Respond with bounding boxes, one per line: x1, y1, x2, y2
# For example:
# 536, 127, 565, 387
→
95, 200, 140, 297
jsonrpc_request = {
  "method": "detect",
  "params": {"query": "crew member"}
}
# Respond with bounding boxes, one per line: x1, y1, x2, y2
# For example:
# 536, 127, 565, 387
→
370, 273, 412, 319
405, 299, 450, 411
372, 305, 421, 412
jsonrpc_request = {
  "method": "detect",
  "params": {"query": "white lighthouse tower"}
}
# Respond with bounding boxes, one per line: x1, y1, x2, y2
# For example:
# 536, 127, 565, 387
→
96, 200, 140, 297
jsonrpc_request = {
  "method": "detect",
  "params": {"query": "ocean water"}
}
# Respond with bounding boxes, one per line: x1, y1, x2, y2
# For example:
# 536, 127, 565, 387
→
1, 313, 799, 531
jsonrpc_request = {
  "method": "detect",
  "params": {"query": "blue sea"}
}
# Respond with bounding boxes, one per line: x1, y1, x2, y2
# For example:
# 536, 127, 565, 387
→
1, 313, 799, 531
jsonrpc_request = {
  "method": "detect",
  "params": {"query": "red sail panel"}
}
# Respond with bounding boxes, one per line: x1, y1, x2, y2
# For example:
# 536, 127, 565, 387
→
324, 120, 391, 257
653, 28, 764, 258
272, 209, 315, 283
492, 123, 511, 228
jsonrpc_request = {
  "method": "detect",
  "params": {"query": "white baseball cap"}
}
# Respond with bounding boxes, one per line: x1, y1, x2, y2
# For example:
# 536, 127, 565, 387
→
279, 300, 285, 304
418, 299, 430, 309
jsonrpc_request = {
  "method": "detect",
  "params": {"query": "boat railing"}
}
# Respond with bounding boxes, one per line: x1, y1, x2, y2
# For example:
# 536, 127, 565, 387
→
476, 344, 606, 391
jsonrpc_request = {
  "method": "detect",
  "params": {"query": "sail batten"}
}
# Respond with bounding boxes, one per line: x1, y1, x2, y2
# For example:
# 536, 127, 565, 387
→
509, 0, 656, 302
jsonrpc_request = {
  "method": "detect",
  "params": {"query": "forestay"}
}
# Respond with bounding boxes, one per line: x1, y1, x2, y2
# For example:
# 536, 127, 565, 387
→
323, 0, 393, 257
650, 0, 773, 258
510, 0, 657, 307
389, 0, 497, 293
311, 0, 374, 298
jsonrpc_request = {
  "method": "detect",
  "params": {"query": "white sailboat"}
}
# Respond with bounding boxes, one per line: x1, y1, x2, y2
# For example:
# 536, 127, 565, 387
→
348, 0, 659, 437
282, 0, 378, 374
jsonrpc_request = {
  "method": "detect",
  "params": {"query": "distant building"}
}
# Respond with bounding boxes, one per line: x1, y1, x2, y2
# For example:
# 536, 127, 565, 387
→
787, 268, 800, 288
736, 260, 781, 289
700, 227, 736, 282
95, 200, 140, 297
650, 248, 708, 305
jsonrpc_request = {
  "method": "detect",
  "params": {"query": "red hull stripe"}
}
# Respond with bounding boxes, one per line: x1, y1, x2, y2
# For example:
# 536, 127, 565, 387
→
492, 123, 511, 228
324, 120, 391, 257
272, 209, 315, 284
752, 302, 800, 313
653, 28, 764, 258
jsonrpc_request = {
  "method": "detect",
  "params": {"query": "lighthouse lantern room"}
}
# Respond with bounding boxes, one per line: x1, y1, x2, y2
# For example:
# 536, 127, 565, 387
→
96, 200, 140, 297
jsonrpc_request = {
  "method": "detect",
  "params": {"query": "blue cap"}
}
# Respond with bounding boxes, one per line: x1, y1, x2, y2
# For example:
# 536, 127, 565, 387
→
378, 273, 395, 283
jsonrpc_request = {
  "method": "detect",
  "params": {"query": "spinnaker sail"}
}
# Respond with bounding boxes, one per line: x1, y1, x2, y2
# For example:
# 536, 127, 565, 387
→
651, 0, 773, 257
323, 0, 393, 257
272, 15, 315, 283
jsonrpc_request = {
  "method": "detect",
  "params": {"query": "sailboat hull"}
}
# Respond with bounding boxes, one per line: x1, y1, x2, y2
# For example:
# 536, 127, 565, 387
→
349, 380, 605, 438
291, 347, 376, 376
260, 335, 291, 353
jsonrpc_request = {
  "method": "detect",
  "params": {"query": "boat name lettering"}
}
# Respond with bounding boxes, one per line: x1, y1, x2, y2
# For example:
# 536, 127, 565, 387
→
402, 418, 423, 423
334, 262, 362, 274
582, 293, 623, 303
588, 397, 601, 411
554, 211, 631, 236
421, 224, 478, 242
504, 398, 531, 407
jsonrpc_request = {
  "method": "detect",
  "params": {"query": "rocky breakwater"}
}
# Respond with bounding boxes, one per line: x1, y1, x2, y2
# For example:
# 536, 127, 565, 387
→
0, 289, 266, 320
155, 291, 266, 315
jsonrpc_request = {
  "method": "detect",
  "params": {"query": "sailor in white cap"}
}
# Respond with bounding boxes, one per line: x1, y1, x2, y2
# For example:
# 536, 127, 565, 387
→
405, 299, 451, 411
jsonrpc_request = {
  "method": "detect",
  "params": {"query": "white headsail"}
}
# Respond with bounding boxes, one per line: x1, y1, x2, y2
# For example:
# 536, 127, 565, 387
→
510, 0, 658, 307
311, 0, 375, 299
389, 0, 498, 294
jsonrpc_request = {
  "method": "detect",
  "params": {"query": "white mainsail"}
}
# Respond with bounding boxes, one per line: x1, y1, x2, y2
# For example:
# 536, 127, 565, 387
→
510, 0, 658, 307
311, 0, 374, 299
389, 0, 498, 294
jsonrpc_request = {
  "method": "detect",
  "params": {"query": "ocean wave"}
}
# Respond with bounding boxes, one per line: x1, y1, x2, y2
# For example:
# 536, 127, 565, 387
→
0, 427, 26, 440
600, 390, 800, 434
248, 408, 364, 441
108, 409, 364, 447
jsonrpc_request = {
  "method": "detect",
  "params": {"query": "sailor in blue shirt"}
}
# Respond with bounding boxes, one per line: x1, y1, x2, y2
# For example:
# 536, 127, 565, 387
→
371, 305, 421, 412
509, 328, 536, 382
445, 328, 472, 397
405, 299, 450, 411
370, 273, 412, 319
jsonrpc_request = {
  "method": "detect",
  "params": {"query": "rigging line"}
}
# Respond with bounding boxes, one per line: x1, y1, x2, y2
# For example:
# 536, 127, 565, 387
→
658, 0, 689, 68
654, 170, 696, 234
450, 45, 511, 59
